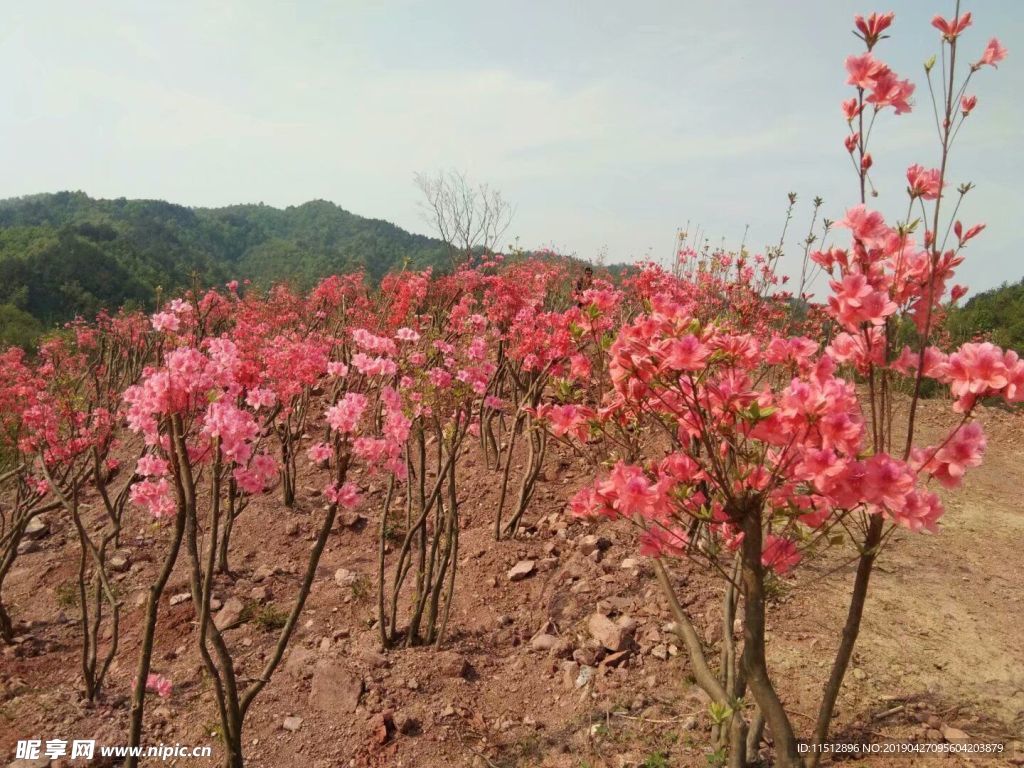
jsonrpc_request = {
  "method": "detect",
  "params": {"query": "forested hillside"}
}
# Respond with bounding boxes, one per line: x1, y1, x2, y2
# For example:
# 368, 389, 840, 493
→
948, 279, 1024, 352
0, 191, 448, 344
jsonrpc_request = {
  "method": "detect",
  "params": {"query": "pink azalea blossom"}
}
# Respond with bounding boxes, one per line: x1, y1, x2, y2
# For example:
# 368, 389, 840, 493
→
845, 53, 885, 89
854, 11, 894, 49
325, 482, 361, 508
136, 454, 169, 477
976, 38, 1007, 68
151, 311, 180, 333
761, 535, 801, 575
306, 442, 333, 463
325, 392, 367, 434
931, 12, 972, 40
146, 673, 173, 698
130, 478, 175, 518
906, 164, 943, 200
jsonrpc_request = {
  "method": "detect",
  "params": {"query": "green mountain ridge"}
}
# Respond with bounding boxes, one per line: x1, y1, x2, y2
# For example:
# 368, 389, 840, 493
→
0, 191, 448, 342
1, 191, 1019, 354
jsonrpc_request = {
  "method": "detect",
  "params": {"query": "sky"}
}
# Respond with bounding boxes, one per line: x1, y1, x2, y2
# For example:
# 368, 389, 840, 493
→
2, 0, 1021, 294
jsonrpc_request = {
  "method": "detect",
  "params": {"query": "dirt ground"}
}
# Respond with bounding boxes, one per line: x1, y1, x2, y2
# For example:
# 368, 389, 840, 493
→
1, 397, 1022, 767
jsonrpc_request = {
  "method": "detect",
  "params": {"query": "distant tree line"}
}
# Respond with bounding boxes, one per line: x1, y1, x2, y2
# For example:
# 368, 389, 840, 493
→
947, 278, 1024, 352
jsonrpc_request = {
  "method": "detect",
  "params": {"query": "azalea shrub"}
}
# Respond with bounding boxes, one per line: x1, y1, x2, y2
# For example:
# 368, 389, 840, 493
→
538, 8, 1014, 767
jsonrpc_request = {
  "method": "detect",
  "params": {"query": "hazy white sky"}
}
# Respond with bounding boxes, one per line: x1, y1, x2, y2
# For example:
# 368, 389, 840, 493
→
2, 1, 1021, 293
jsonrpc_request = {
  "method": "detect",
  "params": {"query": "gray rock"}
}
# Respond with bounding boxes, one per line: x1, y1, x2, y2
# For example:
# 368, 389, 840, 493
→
575, 665, 595, 688
169, 593, 191, 606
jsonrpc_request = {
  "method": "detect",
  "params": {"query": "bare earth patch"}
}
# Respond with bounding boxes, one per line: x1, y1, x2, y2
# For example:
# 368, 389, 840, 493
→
2, 399, 1021, 767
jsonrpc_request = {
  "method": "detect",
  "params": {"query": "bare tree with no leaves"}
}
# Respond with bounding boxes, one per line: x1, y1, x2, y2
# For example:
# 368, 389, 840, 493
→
414, 170, 515, 265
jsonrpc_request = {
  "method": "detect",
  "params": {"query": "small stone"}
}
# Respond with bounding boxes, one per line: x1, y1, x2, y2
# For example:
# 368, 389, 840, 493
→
370, 710, 394, 745
355, 648, 388, 668
620, 558, 640, 570
169, 593, 191, 606
339, 511, 367, 529
250, 586, 271, 603
575, 665, 595, 688
650, 644, 669, 661
507, 560, 536, 582
588, 612, 635, 652
436, 651, 471, 679
530, 633, 559, 652
282, 716, 303, 732
601, 649, 631, 667
284, 520, 300, 537
209, 597, 223, 611
108, 553, 131, 572
285, 646, 316, 678
24, 516, 50, 539
214, 598, 245, 630
16, 539, 39, 555
310, 662, 364, 712
550, 637, 574, 658
941, 725, 970, 743
573, 647, 601, 667
852, 667, 866, 680
334, 568, 357, 588
577, 534, 610, 556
